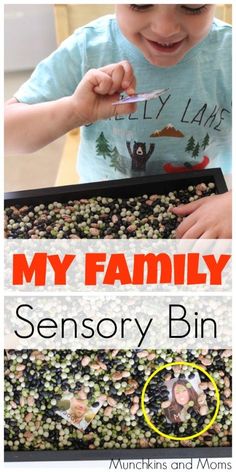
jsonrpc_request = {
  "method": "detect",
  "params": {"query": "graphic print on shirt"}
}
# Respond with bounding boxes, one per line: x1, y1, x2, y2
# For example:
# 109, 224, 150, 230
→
163, 156, 210, 173
96, 132, 111, 159
96, 132, 128, 174
183, 132, 210, 159
167, 131, 210, 172
95, 93, 230, 174
149, 125, 211, 172
126, 142, 155, 171
95, 129, 210, 173
150, 124, 185, 138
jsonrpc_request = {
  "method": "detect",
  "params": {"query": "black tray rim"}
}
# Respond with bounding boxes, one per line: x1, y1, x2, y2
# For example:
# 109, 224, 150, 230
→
4, 168, 227, 206
4, 446, 232, 462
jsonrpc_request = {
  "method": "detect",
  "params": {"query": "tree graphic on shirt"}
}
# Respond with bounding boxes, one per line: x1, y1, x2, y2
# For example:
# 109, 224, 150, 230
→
110, 146, 128, 174
192, 142, 200, 158
185, 135, 209, 159
96, 132, 112, 159
201, 133, 210, 150
110, 146, 121, 169
185, 136, 196, 153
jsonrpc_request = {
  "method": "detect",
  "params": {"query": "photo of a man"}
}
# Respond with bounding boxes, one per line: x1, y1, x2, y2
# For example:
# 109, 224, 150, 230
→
56, 394, 104, 431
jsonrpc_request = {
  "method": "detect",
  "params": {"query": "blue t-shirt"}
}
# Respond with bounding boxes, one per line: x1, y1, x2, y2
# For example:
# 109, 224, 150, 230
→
15, 15, 232, 183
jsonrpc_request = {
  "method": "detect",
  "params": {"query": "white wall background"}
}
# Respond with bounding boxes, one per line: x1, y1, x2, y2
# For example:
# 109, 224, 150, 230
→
4, 4, 57, 71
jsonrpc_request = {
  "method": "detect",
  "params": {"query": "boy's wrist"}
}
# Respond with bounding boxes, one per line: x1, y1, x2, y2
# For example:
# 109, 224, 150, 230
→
65, 95, 93, 128
57, 96, 82, 131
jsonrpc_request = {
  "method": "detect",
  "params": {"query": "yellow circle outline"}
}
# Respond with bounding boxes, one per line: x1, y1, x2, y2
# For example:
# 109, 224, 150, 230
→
141, 361, 220, 441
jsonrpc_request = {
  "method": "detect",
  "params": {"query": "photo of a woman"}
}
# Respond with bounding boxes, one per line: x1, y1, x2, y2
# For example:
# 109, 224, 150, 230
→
163, 379, 200, 424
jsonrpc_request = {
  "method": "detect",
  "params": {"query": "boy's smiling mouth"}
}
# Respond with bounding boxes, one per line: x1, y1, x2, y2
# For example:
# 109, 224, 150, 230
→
145, 37, 185, 54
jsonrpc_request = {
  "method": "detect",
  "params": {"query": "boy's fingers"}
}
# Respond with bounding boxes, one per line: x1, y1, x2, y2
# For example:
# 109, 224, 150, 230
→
175, 214, 197, 238
199, 230, 214, 239
100, 61, 136, 95
172, 198, 205, 216
119, 60, 136, 94
80, 69, 113, 95
76, 63, 137, 120
87, 70, 114, 95
178, 223, 205, 239
109, 64, 127, 95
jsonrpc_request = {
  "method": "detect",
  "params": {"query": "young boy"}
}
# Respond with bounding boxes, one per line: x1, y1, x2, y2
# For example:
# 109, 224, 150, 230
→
5, 4, 232, 238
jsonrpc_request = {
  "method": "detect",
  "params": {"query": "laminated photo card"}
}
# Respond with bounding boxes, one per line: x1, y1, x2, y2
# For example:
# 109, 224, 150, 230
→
56, 393, 105, 431
112, 88, 169, 105
162, 372, 208, 424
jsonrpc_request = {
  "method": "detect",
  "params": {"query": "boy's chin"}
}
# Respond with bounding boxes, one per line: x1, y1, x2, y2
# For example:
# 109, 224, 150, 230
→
145, 52, 184, 68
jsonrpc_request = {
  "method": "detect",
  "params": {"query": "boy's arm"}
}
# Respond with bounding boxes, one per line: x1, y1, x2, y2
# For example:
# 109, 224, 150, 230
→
173, 191, 232, 239
4, 96, 80, 154
5, 61, 136, 155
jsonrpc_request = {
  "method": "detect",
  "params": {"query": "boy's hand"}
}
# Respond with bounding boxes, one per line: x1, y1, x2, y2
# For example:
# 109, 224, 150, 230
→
71, 61, 137, 124
172, 192, 232, 239
4, 61, 136, 154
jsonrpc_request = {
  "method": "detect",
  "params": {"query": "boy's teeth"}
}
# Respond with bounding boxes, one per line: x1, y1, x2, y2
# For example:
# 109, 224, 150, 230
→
158, 41, 182, 47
